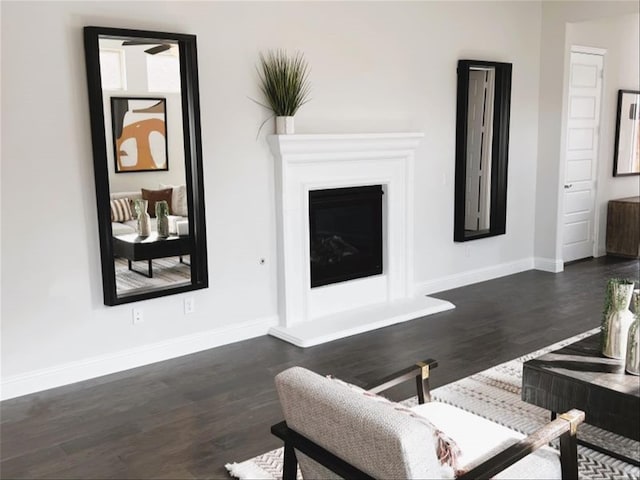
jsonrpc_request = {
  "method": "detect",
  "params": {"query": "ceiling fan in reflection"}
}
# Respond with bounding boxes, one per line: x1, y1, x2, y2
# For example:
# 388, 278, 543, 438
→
121, 40, 172, 55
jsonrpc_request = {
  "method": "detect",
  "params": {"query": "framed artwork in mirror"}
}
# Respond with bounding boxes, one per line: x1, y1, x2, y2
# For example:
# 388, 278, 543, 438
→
111, 97, 169, 173
84, 27, 208, 306
454, 59, 512, 242
613, 89, 640, 177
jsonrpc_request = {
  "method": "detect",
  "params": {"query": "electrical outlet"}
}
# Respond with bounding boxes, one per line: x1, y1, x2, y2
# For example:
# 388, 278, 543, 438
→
465, 246, 471, 258
132, 308, 144, 325
184, 297, 195, 315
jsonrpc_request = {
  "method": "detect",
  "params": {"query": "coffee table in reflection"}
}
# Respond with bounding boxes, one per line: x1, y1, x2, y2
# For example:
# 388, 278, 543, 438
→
113, 233, 191, 278
522, 332, 640, 465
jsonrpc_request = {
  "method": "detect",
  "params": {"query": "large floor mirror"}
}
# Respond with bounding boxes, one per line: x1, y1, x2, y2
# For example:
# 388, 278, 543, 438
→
84, 27, 208, 305
454, 59, 512, 242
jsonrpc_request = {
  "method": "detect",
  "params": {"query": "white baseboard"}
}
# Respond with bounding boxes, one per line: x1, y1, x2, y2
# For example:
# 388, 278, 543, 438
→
534, 257, 564, 273
0, 315, 278, 401
414, 258, 535, 295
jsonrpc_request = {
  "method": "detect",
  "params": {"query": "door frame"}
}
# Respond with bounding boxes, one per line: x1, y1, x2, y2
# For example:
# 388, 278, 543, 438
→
555, 45, 607, 266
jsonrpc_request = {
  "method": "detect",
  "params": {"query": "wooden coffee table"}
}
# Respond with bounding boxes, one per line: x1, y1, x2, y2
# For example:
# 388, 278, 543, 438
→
113, 233, 191, 278
522, 332, 640, 465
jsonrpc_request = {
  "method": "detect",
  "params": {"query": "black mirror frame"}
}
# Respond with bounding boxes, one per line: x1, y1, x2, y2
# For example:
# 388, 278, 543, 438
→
84, 26, 208, 305
454, 59, 512, 242
612, 89, 640, 177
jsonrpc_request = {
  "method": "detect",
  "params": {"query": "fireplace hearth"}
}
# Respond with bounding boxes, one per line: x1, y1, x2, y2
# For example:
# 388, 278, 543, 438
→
309, 185, 383, 288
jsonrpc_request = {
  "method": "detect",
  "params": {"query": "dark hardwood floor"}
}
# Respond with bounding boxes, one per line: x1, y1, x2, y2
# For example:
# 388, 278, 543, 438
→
1, 256, 638, 479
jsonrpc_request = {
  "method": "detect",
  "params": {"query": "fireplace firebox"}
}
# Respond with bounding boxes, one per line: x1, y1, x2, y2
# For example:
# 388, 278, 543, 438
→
309, 185, 383, 288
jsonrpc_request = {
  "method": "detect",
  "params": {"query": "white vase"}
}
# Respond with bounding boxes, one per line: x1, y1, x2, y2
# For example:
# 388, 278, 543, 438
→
626, 317, 640, 375
626, 290, 640, 375
275, 116, 295, 134
135, 199, 151, 238
602, 281, 635, 359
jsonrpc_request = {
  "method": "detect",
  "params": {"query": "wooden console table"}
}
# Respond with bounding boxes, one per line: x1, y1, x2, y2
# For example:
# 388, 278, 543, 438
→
606, 196, 639, 258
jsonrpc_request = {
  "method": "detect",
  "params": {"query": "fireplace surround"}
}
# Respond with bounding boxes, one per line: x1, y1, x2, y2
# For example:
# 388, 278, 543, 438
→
268, 133, 454, 347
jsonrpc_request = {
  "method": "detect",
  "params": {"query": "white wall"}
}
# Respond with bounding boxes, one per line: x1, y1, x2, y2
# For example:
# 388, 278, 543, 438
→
534, 1, 639, 265
2, 1, 545, 398
567, 14, 640, 256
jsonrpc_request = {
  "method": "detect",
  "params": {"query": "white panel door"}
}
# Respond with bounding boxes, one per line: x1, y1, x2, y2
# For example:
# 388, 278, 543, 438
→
562, 52, 603, 262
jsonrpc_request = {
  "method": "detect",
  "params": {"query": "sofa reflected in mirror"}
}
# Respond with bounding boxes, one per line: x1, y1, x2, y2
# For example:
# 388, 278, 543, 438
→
84, 26, 208, 305
109, 186, 191, 296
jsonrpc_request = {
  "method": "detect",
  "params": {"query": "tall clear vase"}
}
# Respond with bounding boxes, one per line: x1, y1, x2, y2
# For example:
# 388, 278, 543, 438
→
155, 200, 170, 238
602, 280, 635, 359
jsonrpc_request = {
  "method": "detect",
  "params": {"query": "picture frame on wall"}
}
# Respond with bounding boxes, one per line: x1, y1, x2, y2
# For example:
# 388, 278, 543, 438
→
613, 89, 640, 177
111, 97, 169, 173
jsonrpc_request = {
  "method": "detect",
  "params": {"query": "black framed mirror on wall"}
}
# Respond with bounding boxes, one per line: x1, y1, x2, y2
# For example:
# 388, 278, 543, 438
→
84, 27, 208, 305
613, 89, 640, 177
454, 59, 512, 242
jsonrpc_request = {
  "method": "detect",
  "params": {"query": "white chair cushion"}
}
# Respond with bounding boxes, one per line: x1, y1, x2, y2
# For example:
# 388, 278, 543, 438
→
411, 402, 561, 479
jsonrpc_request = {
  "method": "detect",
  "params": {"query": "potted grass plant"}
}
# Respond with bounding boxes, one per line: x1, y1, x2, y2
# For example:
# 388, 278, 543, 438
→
256, 49, 311, 134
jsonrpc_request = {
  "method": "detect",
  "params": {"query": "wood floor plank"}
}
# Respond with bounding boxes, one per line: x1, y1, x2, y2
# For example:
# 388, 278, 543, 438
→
1, 256, 638, 479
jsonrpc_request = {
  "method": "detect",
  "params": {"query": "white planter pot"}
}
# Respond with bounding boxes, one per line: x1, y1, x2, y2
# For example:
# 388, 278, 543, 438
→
276, 116, 295, 134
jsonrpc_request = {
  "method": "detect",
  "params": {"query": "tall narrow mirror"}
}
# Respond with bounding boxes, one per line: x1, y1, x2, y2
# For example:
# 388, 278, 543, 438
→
454, 59, 512, 242
84, 27, 208, 305
613, 89, 640, 176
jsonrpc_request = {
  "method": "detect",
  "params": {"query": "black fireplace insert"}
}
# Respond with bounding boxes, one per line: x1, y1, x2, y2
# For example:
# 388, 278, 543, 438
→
309, 185, 383, 288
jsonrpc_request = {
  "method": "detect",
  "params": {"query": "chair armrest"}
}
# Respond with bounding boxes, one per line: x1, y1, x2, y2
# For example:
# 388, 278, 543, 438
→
457, 409, 585, 480
367, 358, 438, 404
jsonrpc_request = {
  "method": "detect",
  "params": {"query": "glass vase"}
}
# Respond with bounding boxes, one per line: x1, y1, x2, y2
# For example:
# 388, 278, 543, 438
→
155, 200, 170, 238
626, 290, 640, 375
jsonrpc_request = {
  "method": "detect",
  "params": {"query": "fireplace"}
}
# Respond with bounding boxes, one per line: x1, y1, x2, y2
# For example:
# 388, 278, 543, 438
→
309, 185, 383, 288
268, 133, 454, 347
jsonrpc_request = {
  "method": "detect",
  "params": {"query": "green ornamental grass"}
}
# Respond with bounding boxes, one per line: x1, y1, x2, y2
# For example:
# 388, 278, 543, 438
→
257, 50, 311, 117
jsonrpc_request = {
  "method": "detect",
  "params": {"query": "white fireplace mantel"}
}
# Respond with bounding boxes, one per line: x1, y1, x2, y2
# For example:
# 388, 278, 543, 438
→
268, 133, 454, 347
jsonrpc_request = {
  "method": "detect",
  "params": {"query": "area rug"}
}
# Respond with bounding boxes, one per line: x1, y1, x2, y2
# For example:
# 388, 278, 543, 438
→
115, 256, 190, 293
225, 328, 640, 480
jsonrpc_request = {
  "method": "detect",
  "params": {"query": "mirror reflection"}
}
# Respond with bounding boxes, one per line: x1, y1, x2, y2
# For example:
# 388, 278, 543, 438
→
99, 36, 191, 297
454, 59, 511, 242
613, 90, 640, 176
465, 67, 495, 233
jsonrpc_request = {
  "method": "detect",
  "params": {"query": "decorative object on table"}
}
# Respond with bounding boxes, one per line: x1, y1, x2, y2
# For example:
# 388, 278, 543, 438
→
155, 200, 170, 238
601, 278, 636, 359
110, 97, 168, 172
134, 199, 151, 237
626, 290, 640, 375
613, 89, 640, 177
255, 49, 311, 135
